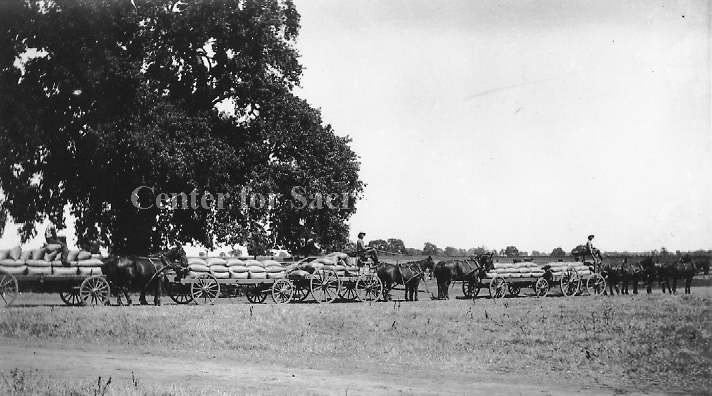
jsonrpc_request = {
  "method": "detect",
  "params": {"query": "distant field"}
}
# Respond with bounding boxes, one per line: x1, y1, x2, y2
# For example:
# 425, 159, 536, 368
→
1, 286, 710, 394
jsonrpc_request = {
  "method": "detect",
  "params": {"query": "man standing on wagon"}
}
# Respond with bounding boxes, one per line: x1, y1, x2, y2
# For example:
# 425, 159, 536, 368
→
585, 234, 602, 269
356, 232, 380, 266
43, 224, 69, 266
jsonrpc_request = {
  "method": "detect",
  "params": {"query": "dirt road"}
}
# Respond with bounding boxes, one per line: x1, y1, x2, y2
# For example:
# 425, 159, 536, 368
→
0, 341, 635, 395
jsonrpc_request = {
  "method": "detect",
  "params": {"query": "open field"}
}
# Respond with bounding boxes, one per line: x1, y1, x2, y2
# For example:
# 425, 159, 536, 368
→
1, 285, 711, 395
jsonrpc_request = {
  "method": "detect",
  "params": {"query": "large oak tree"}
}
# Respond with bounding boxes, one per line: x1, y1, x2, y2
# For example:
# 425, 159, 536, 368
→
0, 0, 363, 254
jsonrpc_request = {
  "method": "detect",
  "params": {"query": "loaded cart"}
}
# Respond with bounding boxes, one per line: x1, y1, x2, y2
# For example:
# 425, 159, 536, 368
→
463, 260, 607, 299
0, 248, 110, 307
165, 253, 383, 305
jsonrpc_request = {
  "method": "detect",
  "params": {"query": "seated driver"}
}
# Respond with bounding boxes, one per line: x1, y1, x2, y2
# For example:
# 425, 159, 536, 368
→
356, 232, 379, 266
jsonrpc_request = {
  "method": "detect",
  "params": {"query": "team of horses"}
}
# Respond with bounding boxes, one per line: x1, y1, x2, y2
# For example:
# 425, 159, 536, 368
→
100, 248, 708, 305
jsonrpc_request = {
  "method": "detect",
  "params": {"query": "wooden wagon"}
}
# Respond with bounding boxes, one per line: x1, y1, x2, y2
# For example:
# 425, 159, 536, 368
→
0, 269, 111, 307
164, 257, 383, 305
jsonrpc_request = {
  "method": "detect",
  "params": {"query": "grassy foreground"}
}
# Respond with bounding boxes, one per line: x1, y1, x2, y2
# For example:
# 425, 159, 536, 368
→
1, 291, 711, 394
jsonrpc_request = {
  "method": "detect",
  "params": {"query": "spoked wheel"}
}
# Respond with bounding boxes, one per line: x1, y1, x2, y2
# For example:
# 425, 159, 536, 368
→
310, 269, 340, 303
190, 274, 220, 304
167, 282, 193, 305
508, 283, 521, 296
245, 285, 268, 304
586, 273, 606, 296
338, 279, 359, 301
488, 275, 507, 299
560, 267, 581, 297
356, 275, 382, 302
0, 271, 19, 307
462, 280, 476, 298
59, 288, 82, 306
292, 284, 311, 302
271, 279, 294, 304
79, 276, 111, 306
534, 278, 549, 297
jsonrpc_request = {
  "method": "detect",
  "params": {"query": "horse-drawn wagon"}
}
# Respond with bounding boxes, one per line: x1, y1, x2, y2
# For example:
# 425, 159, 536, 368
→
164, 254, 383, 305
0, 248, 111, 307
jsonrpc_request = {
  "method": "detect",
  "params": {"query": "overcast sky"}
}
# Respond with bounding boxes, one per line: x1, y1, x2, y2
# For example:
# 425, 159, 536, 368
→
294, 0, 711, 252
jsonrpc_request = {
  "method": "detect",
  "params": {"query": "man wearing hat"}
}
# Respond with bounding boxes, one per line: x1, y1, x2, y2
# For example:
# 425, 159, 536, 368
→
356, 232, 379, 266
585, 234, 601, 267
44, 224, 69, 266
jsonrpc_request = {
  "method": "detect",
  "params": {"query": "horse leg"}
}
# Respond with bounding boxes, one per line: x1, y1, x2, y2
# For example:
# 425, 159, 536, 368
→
123, 288, 132, 305
632, 279, 638, 295
413, 281, 419, 301
672, 278, 677, 294
685, 277, 691, 294
154, 276, 162, 306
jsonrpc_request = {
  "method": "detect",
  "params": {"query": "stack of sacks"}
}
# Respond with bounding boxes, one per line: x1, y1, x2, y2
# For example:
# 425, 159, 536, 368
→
205, 257, 229, 279
25, 247, 55, 275
543, 262, 590, 276
245, 259, 266, 279
326, 252, 358, 275
314, 255, 345, 276
0, 246, 28, 275
262, 259, 285, 279
226, 258, 249, 279
485, 261, 545, 279
187, 257, 210, 278
68, 250, 104, 275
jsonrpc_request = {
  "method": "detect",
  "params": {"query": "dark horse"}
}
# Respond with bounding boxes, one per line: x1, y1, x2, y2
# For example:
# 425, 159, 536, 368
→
433, 253, 494, 299
658, 254, 710, 294
103, 245, 188, 306
377, 256, 434, 301
601, 256, 645, 295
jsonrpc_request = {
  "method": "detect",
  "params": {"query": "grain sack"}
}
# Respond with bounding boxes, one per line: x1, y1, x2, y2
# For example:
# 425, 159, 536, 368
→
189, 263, 210, 272
0, 259, 23, 266
332, 265, 345, 271
485, 272, 496, 278
26, 260, 52, 267
76, 258, 103, 267
210, 265, 229, 273
228, 266, 249, 273
249, 272, 267, 279
19, 250, 31, 261
44, 251, 59, 261
267, 271, 285, 279
0, 265, 26, 274
8, 246, 22, 260
245, 259, 263, 267
66, 250, 80, 262
255, 255, 274, 261
212, 272, 229, 279
248, 266, 265, 273
335, 271, 345, 277
261, 259, 281, 267
226, 258, 246, 267
77, 251, 92, 260
30, 248, 45, 260
517, 268, 530, 273
283, 263, 298, 272
26, 266, 52, 275
53, 267, 78, 276
494, 268, 509, 273
78, 267, 103, 275
91, 254, 102, 260
44, 243, 62, 251
326, 252, 349, 259
206, 257, 227, 266
316, 257, 337, 265
266, 265, 284, 273
188, 257, 206, 265
0, 250, 8, 260
230, 271, 249, 279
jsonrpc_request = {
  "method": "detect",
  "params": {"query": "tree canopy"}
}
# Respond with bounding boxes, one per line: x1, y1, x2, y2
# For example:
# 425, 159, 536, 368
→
0, 0, 363, 254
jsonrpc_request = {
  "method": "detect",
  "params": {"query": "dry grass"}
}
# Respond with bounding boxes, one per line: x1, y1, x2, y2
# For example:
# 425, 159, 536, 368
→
1, 290, 711, 393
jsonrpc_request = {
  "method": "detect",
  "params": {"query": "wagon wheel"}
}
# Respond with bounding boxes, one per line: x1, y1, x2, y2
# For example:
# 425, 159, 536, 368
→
338, 279, 359, 301
533, 278, 549, 297
271, 279, 294, 304
166, 281, 193, 305
310, 269, 340, 303
508, 283, 521, 296
586, 273, 606, 296
190, 274, 220, 304
59, 288, 82, 306
559, 267, 581, 297
488, 275, 507, 299
356, 275, 382, 302
0, 270, 19, 307
79, 276, 111, 306
245, 285, 267, 304
292, 284, 311, 302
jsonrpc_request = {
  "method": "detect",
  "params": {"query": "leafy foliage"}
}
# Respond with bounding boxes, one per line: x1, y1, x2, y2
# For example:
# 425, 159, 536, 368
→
550, 247, 566, 257
0, 0, 362, 254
